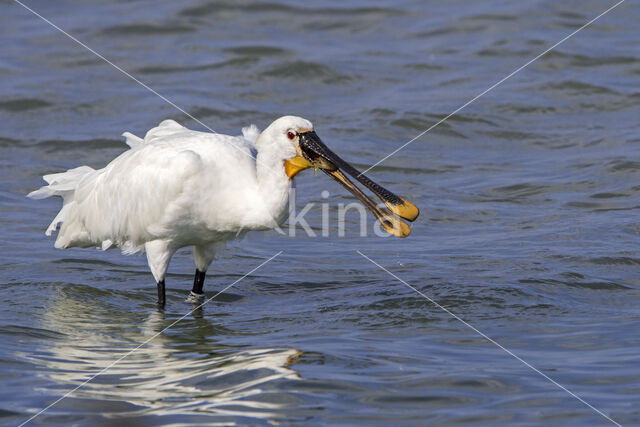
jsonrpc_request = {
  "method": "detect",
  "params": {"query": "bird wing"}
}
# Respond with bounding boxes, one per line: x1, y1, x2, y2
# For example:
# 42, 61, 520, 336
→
64, 121, 258, 251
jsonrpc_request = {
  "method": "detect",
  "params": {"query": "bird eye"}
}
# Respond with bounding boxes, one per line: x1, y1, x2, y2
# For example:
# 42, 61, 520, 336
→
287, 131, 296, 140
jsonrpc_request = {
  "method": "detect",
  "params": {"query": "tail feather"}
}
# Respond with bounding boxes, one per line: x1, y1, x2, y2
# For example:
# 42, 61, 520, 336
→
28, 165, 95, 237
122, 132, 144, 149
28, 166, 95, 199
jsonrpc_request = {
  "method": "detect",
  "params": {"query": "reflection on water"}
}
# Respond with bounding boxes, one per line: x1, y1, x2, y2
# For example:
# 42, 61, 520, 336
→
25, 290, 301, 422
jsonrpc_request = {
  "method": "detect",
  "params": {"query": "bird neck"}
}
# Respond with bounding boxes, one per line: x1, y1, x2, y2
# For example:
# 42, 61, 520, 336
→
254, 149, 292, 227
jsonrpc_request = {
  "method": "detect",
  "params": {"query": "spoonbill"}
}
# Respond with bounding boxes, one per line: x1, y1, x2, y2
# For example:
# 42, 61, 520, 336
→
29, 116, 419, 305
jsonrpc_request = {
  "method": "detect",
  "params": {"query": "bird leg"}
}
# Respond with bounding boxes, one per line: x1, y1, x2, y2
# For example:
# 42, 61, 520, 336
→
192, 245, 214, 301
191, 269, 206, 298
145, 240, 175, 306
157, 279, 166, 306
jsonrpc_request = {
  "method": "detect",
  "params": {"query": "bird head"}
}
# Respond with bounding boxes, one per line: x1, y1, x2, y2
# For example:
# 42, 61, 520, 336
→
263, 116, 419, 237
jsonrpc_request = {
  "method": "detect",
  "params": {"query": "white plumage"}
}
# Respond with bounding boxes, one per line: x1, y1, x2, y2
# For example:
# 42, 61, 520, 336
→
30, 116, 310, 302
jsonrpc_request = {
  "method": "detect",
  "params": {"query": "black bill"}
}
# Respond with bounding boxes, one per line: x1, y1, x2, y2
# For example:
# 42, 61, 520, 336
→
298, 130, 419, 237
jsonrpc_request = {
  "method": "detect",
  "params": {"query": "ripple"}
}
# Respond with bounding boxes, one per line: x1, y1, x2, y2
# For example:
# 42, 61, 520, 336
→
495, 103, 558, 115
484, 183, 554, 201
461, 13, 518, 22
0, 408, 23, 422
185, 106, 262, 120
259, 60, 354, 84
536, 80, 620, 96
180, 2, 404, 18
135, 57, 257, 74
224, 45, 293, 57
403, 63, 448, 72
537, 50, 640, 70
590, 192, 628, 199
589, 257, 640, 266
476, 47, 536, 58
366, 392, 482, 407
480, 129, 546, 141
0, 136, 19, 148
0, 325, 66, 340
0, 98, 51, 112
100, 23, 196, 36
426, 376, 515, 393
519, 278, 631, 291
607, 160, 640, 173
390, 115, 467, 139
180, 2, 298, 16
36, 138, 125, 153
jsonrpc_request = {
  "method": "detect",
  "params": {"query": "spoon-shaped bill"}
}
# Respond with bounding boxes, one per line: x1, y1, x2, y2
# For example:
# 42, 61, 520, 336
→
298, 131, 419, 222
324, 169, 411, 238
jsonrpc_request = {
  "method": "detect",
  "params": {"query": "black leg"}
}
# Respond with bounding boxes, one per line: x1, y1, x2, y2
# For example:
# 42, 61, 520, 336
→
157, 280, 166, 306
192, 269, 206, 295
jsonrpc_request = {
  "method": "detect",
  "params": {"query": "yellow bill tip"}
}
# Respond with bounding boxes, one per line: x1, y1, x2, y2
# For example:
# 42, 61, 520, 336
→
385, 198, 419, 222
379, 215, 412, 238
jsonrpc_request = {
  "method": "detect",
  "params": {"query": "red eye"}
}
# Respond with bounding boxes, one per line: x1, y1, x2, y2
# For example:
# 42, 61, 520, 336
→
287, 131, 296, 140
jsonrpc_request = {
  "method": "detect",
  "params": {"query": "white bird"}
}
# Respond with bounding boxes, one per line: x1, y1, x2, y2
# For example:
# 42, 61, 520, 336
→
29, 116, 418, 305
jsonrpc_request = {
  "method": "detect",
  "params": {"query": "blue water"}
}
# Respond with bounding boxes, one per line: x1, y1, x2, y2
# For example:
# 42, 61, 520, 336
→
1, 0, 639, 425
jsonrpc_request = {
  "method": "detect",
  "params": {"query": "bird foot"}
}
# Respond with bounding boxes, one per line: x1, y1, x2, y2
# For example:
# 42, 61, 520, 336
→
186, 291, 205, 303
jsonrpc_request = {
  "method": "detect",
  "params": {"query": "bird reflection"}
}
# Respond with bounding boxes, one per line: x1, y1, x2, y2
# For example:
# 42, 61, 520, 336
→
27, 286, 301, 422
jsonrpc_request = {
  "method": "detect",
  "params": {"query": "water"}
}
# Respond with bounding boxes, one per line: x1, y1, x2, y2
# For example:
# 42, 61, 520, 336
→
1, 0, 639, 425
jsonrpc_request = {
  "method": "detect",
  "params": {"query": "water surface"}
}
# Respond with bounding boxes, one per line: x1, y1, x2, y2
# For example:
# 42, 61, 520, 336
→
1, 0, 639, 425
